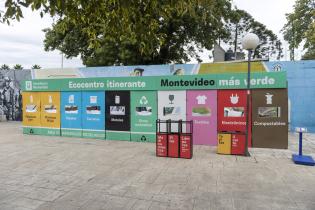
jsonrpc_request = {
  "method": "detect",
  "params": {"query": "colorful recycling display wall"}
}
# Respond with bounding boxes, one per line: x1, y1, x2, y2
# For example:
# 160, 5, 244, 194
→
40, 92, 61, 136
26, 60, 315, 133
187, 90, 217, 145
82, 91, 105, 139
61, 92, 82, 137
106, 91, 130, 141
22, 92, 41, 134
131, 91, 157, 142
22, 71, 288, 149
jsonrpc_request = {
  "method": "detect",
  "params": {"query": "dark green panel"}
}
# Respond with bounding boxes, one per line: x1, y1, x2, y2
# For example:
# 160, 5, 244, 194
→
130, 91, 157, 143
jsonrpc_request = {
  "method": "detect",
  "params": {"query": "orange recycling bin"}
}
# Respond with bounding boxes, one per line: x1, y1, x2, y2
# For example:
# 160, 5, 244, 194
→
40, 92, 60, 128
22, 92, 41, 135
40, 92, 61, 136
217, 133, 231, 155
22, 92, 41, 127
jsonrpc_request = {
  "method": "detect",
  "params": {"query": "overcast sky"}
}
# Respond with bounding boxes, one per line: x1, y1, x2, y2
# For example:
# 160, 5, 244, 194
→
0, 0, 297, 69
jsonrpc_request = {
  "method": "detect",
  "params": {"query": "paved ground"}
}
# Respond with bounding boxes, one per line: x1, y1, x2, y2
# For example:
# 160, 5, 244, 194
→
0, 122, 314, 210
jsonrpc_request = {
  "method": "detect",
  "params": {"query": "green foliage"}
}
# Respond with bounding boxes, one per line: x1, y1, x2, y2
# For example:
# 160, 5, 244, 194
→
31, 64, 42, 69
225, 9, 283, 60
13, 64, 23, 70
282, 0, 315, 60
0, 64, 10, 70
1, 1, 284, 65
302, 17, 315, 60
302, 46, 315, 60
1, 0, 233, 66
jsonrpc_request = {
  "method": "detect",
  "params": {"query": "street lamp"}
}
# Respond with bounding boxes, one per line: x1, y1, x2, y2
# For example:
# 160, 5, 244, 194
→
241, 33, 259, 157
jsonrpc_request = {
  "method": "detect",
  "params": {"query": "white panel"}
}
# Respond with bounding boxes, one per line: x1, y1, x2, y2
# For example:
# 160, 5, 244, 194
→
158, 91, 186, 132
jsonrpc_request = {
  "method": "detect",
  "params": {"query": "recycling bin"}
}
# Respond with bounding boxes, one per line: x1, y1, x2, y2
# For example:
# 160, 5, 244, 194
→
167, 120, 180, 158
61, 91, 82, 137
106, 91, 130, 141
131, 91, 157, 142
22, 92, 41, 135
158, 91, 186, 133
217, 90, 252, 147
186, 90, 217, 146
40, 92, 61, 136
168, 134, 179, 158
251, 89, 288, 149
82, 91, 105, 139
156, 119, 168, 157
217, 133, 231, 155
231, 134, 245, 155
179, 120, 193, 159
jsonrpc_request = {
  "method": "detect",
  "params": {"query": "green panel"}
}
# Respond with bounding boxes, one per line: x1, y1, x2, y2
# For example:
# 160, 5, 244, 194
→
82, 130, 105, 139
251, 72, 287, 88
130, 91, 157, 142
106, 131, 130, 141
216, 72, 287, 89
41, 128, 61, 136
131, 133, 156, 143
22, 72, 287, 92
23, 127, 42, 135
61, 129, 82, 138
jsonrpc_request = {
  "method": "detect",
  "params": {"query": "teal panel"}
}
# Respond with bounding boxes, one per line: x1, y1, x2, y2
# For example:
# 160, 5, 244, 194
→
23, 127, 42, 135
22, 72, 287, 92
130, 133, 156, 143
82, 130, 105, 139
106, 131, 130, 141
41, 128, 61, 136
61, 129, 82, 138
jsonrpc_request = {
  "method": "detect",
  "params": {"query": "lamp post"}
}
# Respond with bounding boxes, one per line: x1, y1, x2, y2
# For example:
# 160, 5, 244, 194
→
241, 33, 259, 156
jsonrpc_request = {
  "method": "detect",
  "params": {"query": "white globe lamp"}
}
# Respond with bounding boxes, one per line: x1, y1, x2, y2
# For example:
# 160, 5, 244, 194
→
242, 33, 260, 50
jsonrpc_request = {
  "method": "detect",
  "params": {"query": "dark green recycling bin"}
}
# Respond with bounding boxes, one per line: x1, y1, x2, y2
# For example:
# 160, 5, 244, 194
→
130, 91, 157, 142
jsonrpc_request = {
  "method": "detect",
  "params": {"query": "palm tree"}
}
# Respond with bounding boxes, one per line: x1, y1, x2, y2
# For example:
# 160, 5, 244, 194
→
0, 64, 10, 70
31, 64, 41, 69
13, 64, 23, 70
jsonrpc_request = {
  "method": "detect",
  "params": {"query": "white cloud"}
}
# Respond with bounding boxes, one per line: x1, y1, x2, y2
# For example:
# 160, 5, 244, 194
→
233, 0, 295, 35
0, 7, 83, 69
233, 0, 303, 60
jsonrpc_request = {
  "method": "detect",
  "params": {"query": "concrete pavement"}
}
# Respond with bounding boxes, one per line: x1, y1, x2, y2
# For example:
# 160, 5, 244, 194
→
0, 122, 314, 210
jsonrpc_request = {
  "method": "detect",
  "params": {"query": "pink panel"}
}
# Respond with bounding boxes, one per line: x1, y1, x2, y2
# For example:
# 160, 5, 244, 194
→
187, 90, 217, 146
